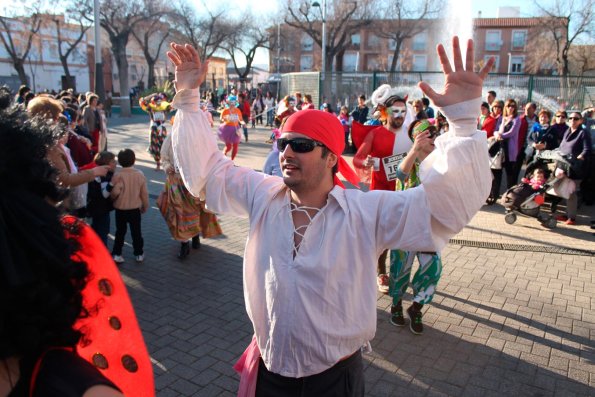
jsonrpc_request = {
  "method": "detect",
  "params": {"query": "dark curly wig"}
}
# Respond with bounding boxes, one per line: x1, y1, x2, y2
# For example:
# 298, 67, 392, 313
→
0, 87, 89, 393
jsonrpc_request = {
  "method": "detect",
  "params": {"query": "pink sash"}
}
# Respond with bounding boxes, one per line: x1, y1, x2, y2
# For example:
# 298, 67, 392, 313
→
233, 336, 260, 397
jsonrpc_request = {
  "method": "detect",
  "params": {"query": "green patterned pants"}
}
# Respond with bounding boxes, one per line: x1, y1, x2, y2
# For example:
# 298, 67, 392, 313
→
388, 249, 443, 305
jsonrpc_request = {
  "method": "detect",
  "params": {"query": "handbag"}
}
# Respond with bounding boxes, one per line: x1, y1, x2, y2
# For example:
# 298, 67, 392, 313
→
488, 138, 501, 157
489, 148, 504, 170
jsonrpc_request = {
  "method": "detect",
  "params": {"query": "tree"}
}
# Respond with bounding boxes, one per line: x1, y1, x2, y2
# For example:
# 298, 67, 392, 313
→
132, 17, 170, 89
0, 1, 45, 85
99, 0, 161, 116
532, 0, 594, 76
569, 44, 595, 76
224, 19, 270, 88
171, 2, 233, 63
284, 0, 373, 75
376, 0, 442, 72
51, 0, 93, 90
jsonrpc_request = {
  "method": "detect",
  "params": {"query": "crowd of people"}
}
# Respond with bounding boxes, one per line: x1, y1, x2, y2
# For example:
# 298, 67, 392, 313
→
3, 34, 593, 396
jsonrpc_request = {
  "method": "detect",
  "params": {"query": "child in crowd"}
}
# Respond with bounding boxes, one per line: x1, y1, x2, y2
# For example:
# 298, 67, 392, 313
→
522, 167, 547, 190
110, 149, 149, 263
86, 151, 117, 247
338, 105, 351, 149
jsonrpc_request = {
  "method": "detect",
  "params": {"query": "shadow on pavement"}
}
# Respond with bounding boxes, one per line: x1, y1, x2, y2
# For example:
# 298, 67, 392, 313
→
368, 307, 592, 396
433, 291, 594, 363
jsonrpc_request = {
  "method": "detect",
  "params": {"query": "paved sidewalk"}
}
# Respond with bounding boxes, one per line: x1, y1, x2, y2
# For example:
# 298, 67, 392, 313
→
104, 116, 594, 396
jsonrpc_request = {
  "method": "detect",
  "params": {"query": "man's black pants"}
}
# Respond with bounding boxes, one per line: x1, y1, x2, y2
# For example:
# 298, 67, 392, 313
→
112, 208, 143, 256
255, 350, 364, 397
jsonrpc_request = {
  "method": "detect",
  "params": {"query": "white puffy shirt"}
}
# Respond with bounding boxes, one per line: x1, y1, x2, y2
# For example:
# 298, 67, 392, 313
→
172, 89, 491, 378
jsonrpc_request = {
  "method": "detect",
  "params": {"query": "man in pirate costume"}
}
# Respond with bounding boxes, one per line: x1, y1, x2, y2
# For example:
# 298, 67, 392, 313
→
167, 38, 494, 396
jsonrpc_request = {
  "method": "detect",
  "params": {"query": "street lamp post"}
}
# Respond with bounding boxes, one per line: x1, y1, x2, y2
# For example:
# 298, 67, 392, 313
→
312, 0, 326, 81
507, 52, 512, 92
93, 0, 105, 103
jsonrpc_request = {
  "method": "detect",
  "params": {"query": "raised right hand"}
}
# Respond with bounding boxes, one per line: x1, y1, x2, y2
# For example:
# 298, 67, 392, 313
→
167, 43, 209, 91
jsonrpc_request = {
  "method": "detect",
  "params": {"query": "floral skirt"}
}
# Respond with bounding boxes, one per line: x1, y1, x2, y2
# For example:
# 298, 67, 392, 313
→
157, 174, 223, 241
148, 124, 167, 162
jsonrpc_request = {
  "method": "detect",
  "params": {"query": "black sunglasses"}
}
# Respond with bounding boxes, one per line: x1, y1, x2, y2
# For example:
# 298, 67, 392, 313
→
277, 138, 325, 153
569, 116, 581, 121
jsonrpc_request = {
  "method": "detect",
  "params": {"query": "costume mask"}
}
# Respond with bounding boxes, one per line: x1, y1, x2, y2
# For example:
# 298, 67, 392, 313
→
387, 106, 406, 118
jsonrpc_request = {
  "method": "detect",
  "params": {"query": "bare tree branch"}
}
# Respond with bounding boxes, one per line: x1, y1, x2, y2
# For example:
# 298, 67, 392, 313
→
99, 0, 163, 115
170, 2, 233, 62
224, 18, 270, 84
531, 0, 594, 76
283, 0, 373, 74
0, 1, 45, 85
376, 0, 442, 72
49, 0, 93, 90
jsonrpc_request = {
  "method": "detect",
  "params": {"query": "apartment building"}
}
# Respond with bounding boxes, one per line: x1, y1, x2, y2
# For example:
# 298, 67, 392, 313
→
0, 14, 92, 93
271, 13, 561, 75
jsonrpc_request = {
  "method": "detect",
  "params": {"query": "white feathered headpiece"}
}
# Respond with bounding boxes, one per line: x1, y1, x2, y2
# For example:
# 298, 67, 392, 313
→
370, 84, 406, 107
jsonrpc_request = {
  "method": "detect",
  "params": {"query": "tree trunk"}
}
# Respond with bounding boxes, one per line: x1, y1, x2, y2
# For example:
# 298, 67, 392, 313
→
390, 41, 402, 73
14, 60, 28, 85
112, 39, 131, 117
147, 59, 155, 89
60, 55, 71, 79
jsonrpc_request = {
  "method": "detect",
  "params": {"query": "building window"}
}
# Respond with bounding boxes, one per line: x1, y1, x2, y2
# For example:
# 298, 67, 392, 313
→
343, 52, 358, 72
510, 56, 524, 73
367, 34, 380, 48
300, 55, 313, 71
484, 55, 499, 73
412, 32, 427, 51
301, 35, 313, 51
511, 30, 527, 50
485, 30, 501, 51
351, 34, 360, 46
412, 55, 427, 71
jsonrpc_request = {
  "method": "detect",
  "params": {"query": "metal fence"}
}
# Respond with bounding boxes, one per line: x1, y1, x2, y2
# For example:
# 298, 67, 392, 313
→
280, 71, 595, 112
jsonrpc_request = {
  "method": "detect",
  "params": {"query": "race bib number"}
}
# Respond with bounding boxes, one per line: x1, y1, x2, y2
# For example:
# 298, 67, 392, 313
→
229, 113, 239, 123
382, 153, 407, 181
153, 112, 165, 122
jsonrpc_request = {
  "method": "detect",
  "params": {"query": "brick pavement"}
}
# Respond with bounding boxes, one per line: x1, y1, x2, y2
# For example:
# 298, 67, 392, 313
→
104, 115, 594, 396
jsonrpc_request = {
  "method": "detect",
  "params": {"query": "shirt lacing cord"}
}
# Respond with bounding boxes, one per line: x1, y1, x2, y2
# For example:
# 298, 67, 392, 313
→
289, 202, 325, 258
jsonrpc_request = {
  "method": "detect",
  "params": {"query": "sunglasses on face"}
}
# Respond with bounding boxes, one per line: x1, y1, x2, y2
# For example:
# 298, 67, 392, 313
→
506, 104, 516, 108
277, 138, 325, 153
569, 117, 581, 121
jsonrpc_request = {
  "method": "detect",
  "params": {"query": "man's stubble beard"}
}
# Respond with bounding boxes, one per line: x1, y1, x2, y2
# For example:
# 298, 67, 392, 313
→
388, 117, 404, 130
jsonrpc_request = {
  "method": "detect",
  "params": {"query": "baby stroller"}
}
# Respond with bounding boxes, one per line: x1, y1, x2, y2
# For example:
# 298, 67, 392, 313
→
500, 156, 557, 228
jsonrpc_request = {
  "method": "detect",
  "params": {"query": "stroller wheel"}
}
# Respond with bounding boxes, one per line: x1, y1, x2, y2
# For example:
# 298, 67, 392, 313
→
505, 212, 517, 224
544, 216, 557, 229
537, 212, 549, 223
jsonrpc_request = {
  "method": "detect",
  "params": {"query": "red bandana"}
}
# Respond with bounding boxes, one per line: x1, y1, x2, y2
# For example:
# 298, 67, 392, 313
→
281, 109, 360, 188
